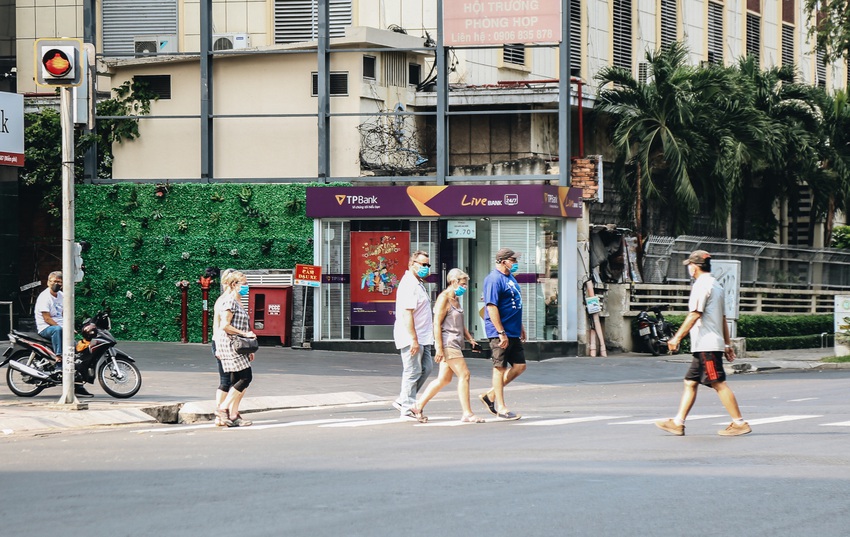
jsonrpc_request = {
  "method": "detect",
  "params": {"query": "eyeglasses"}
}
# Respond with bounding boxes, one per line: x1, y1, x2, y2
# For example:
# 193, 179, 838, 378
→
416, 261, 431, 268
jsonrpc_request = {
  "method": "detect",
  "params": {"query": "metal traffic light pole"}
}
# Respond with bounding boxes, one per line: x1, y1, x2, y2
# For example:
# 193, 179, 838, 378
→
57, 85, 80, 406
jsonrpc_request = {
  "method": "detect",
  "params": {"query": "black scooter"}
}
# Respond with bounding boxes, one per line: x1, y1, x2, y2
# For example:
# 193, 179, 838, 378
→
1, 309, 142, 398
635, 305, 675, 356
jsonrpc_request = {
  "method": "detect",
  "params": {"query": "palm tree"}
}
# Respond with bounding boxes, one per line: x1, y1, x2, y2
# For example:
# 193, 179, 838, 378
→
594, 43, 756, 238
811, 89, 850, 246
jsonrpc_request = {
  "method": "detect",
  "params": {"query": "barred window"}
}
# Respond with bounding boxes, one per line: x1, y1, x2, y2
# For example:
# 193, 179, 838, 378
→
311, 72, 349, 96
612, 0, 632, 71
570, 0, 581, 75
503, 44, 526, 66
781, 23, 794, 69
817, 49, 827, 89
746, 12, 760, 68
707, 1, 723, 65
660, 0, 677, 49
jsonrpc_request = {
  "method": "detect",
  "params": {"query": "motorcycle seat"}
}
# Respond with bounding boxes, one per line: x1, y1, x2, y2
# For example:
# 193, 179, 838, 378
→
11, 329, 53, 345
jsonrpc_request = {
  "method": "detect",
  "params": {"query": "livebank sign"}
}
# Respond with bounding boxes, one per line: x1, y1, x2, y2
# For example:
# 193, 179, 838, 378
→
0, 91, 24, 167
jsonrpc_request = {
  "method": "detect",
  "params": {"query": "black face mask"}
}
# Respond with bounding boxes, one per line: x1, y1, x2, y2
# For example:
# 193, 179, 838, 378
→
50, 283, 61, 293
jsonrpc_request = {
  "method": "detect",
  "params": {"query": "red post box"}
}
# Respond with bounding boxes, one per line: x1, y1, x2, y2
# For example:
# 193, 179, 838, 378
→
247, 286, 293, 346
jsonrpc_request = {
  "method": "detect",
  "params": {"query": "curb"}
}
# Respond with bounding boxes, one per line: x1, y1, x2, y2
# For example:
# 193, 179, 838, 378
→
178, 391, 386, 423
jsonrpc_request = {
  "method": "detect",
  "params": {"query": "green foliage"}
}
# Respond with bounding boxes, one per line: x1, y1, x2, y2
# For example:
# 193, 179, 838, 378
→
747, 334, 829, 352
737, 315, 833, 338
804, 0, 850, 64
21, 80, 157, 220
832, 225, 850, 249
75, 183, 317, 342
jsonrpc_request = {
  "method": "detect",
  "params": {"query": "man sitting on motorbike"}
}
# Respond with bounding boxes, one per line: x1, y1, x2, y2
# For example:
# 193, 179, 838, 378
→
33, 271, 92, 398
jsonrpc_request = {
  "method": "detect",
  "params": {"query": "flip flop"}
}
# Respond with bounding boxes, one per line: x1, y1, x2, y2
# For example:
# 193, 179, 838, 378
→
496, 411, 521, 420
461, 413, 485, 423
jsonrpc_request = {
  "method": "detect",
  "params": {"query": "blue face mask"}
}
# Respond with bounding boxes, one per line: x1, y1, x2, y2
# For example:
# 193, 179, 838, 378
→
416, 266, 430, 278
510, 263, 519, 274
238, 284, 249, 296
454, 285, 466, 297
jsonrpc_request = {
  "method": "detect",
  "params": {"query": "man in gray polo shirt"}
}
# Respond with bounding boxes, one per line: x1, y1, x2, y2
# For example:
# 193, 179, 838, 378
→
655, 250, 751, 437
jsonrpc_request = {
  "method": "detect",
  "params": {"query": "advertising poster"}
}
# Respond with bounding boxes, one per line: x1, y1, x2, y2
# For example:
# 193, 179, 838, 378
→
350, 231, 409, 325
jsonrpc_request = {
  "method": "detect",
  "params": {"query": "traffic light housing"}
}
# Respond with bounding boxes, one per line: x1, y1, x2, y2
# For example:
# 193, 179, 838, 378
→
35, 38, 82, 87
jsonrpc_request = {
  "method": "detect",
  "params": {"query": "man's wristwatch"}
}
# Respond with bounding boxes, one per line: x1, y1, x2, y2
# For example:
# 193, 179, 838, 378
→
497, 330, 506, 336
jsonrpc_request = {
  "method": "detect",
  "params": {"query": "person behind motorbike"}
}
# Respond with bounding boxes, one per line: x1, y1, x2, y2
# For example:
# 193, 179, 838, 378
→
34, 271, 92, 397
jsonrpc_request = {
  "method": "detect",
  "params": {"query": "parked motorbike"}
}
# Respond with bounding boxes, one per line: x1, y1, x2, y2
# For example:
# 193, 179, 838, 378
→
635, 305, 675, 356
1, 309, 142, 398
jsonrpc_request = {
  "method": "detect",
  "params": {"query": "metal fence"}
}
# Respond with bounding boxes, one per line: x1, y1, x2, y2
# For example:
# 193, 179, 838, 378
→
643, 235, 850, 289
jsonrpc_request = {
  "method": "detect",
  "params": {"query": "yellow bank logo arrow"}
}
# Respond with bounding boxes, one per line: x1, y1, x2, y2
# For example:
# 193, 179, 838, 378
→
335, 195, 346, 205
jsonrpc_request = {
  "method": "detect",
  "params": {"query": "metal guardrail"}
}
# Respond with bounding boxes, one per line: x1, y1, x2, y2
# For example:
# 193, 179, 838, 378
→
627, 284, 836, 316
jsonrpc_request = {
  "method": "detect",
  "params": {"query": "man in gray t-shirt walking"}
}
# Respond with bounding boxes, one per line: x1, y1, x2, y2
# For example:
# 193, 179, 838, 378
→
655, 250, 751, 437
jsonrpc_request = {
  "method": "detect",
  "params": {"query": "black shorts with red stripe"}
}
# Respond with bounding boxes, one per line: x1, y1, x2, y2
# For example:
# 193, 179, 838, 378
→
685, 351, 727, 386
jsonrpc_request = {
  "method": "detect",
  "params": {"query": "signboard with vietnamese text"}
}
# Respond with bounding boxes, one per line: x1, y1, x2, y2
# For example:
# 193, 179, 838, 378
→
307, 185, 582, 219
447, 220, 477, 239
444, 0, 562, 46
0, 92, 25, 167
294, 264, 322, 287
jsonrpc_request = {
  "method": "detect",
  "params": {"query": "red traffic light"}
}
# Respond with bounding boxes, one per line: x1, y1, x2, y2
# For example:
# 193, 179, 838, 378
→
42, 49, 72, 76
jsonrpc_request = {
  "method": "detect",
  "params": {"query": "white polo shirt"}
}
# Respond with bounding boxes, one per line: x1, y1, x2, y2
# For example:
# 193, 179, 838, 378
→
393, 270, 434, 349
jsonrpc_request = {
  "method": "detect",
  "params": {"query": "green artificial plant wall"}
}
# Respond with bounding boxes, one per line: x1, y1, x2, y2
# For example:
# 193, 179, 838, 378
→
75, 183, 319, 342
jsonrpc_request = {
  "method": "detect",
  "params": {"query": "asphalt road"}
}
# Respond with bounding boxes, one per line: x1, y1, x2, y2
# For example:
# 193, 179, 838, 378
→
1, 352, 848, 537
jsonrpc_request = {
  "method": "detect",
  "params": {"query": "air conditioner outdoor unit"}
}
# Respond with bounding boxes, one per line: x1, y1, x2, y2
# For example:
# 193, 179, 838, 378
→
213, 33, 250, 51
134, 35, 178, 56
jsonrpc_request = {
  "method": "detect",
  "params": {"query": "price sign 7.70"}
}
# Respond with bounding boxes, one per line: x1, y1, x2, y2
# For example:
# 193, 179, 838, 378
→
447, 220, 477, 239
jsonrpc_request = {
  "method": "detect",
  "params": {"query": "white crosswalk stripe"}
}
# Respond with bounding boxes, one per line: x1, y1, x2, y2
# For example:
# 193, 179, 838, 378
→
135, 413, 845, 433
519, 416, 628, 426
716, 415, 822, 426
612, 414, 724, 425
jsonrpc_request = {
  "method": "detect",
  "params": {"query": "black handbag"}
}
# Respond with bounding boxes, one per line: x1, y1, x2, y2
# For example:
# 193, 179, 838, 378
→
231, 335, 259, 355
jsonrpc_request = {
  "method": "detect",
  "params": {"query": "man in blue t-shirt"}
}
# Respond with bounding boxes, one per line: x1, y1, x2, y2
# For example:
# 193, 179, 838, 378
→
478, 248, 526, 420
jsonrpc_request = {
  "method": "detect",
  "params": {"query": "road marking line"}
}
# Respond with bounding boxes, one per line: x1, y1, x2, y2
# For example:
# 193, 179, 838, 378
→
612, 414, 724, 425
715, 415, 822, 426
241, 418, 364, 430
820, 421, 850, 426
788, 398, 818, 402
519, 416, 628, 426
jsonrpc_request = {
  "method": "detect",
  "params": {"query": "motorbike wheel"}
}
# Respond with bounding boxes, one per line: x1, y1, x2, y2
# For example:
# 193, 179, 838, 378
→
645, 336, 661, 356
6, 350, 47, 397
651, 339, 669, 356
97, 358, 142, 398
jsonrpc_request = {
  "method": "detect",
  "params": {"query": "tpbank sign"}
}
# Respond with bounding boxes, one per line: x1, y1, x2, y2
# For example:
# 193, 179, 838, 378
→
0, 91, 24, 167
312, 185, 583, 218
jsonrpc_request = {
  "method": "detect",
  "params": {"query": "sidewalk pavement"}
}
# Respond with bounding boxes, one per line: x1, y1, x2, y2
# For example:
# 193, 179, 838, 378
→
0, 342, 844, 436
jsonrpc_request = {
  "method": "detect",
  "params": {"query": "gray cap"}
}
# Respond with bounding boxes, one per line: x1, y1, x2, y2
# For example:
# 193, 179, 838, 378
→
495, 248, 520, 262
683, 250, 711, 266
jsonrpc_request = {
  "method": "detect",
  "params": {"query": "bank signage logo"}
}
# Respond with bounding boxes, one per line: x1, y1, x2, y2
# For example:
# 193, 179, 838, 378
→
504, 194, 519, 205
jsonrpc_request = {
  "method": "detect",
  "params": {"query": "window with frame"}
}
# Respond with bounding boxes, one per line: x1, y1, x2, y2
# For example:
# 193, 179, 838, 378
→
311, 72, 349, 96
274, 0, 352, 44
659, 0, 677, 49
570, 0, 581, 75
745, 12, 760, 68
817, 49, 827, 88
503, 44, 526, 67
363, 56, 376, 80
612, 0, 632, 71
408, 63, 422, 87
707, 1, 723, 65
133, 75, 171, 99
781, 24, 794, 69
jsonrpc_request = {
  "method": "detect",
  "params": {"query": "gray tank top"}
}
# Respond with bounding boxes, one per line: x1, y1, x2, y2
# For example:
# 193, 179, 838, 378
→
442, 303, 465, 350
